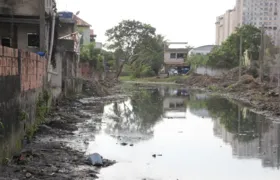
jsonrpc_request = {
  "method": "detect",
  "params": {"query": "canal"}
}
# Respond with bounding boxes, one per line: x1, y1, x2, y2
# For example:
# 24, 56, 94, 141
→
81, 84, 280, 180
1, 84, 280, 179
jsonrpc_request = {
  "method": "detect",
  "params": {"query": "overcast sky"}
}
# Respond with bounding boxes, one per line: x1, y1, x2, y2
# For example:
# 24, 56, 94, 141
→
57, 0, 236, 47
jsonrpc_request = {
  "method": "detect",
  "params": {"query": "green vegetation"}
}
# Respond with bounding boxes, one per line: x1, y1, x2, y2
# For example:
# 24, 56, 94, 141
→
26, 90, 51, 139
0, 120, 4, 129
19, 110, 28, 122
106, 20, 164, 78
80, 42, 115, 71
208, 25, 274, 68
186, 25, 275, 70
186, 54, 209, 69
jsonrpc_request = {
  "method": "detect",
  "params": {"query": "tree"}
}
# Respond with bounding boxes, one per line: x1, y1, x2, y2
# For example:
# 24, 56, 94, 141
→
105, 20, 156, 78
186, 54, 209, 68
129, 34, 165, 77
208, 25, 274, 69
80, 42, 101, 69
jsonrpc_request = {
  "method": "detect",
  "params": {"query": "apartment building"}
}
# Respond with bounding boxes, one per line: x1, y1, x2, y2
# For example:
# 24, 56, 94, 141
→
216, 0, 280, 45
215, 8, 237, 45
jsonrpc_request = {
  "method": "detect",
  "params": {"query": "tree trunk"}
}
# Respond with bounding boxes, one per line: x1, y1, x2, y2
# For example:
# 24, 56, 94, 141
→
116, 62, 125, 78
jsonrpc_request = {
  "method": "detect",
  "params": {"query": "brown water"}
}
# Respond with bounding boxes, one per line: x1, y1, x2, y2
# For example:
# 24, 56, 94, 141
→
79, 85, 280, 180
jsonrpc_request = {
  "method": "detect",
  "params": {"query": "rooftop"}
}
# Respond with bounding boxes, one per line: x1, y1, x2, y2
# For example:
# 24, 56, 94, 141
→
73, 15, 91, 27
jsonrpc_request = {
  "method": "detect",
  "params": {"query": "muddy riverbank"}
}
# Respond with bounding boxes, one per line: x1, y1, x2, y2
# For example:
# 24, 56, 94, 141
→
0, 80, 119, 180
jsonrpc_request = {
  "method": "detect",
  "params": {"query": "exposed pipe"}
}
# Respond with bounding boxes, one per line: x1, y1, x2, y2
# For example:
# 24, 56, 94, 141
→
47, 11, 57, 81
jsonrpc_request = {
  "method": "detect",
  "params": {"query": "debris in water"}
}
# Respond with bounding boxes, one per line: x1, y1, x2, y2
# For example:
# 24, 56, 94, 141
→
120, 142, 128, 146
87, 153, 103, 166
152, 154, 156, 158
86, 153, 116, 168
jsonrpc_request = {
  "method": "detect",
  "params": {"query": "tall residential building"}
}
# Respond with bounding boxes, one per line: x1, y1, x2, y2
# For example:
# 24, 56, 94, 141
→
216, 0, 280, 45
215, 8, 237, 45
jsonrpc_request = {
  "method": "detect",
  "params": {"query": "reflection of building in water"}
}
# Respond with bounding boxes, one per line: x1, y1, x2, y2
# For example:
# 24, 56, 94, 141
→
163, 97, 188, 118
213, 119, 280, 169
163, 97, 186, 111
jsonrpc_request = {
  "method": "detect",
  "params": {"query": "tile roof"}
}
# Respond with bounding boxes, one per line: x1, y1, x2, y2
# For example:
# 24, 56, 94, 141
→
73, 15, 91, 27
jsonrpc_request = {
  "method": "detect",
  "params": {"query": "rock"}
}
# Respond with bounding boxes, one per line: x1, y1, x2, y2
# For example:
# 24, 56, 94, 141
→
130, 144, 134, 146
26, 173, 32, 178
87, 153, 103, 166
120, 142, 128, 146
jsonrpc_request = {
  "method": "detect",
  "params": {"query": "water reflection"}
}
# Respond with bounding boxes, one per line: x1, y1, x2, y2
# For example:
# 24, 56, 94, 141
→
103, 85, 280, 169
103, 88, 164, 142
188, 95, 280, 169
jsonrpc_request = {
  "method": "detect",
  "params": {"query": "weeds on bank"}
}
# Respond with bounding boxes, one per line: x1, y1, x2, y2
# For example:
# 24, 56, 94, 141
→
0, 120, 4, 129
26, 90, 51, 139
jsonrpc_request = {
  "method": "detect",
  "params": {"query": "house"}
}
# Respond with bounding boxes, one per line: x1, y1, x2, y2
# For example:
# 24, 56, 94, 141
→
163, 42, 190, 74
189, 45, 215, 56
73, 15, 91, 45
58, 11, 76, 38
0, 0, 56, 52
90, 29, 96, 42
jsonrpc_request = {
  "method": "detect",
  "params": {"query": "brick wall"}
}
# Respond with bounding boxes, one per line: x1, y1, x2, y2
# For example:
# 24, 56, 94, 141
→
79, 62, 92, 79
0, 45, 47, 92
21, 51, 47, 91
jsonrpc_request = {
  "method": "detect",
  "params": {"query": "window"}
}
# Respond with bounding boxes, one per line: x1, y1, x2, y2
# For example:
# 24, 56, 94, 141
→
170, 53, 176, 59
177, 53, 184, 59
27, 33, 39, 48
1, 37, 11, 47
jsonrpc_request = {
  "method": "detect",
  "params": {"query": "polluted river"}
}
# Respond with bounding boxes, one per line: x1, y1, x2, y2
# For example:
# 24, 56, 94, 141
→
1, 84, 280, 180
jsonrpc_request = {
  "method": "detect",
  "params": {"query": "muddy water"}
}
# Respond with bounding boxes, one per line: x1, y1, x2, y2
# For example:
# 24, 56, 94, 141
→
78, 85, 280, 180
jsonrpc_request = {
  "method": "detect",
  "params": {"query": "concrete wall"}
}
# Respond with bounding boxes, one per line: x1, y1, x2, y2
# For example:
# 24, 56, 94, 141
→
195, 66, 228, 77
0, 0, 39, 16
58, 23, 75, 38
0, 45, 47, 162
17, 24, 40, 53
0, 0, 53, 16
79, 27, 91, 45
50, 53, 62, 99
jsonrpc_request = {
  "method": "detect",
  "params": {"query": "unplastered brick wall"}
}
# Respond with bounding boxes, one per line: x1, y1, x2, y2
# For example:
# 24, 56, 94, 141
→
0, 45, 47, 92
21, 51, 47, 91
0, 46, 19, 76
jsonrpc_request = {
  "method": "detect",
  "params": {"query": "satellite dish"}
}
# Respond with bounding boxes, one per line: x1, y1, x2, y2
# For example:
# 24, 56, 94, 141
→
76, 11, 80, 15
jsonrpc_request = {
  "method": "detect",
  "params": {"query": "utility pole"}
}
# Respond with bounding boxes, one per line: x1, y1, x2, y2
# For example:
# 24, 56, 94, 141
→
259, 25, 265, 82
239, 35, 242, 81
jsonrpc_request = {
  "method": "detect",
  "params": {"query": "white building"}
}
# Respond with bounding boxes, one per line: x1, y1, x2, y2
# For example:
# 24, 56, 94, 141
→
189, 45, 215, 55
216, 0, 280, 45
